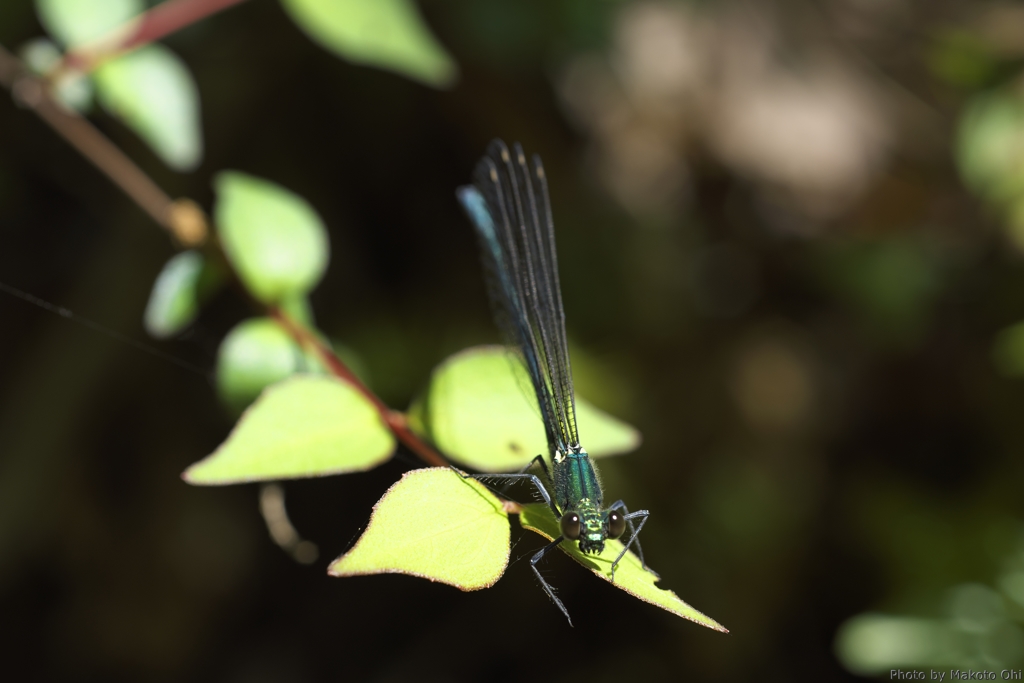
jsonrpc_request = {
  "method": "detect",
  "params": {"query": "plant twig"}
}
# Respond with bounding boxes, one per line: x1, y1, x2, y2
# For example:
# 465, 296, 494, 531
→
268, 307, 451, 469
0, 42, 207, 246
61, 0, 251, 73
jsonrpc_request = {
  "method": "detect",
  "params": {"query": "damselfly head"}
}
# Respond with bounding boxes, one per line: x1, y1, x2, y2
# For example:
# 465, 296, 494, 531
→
560, 501, 606, 555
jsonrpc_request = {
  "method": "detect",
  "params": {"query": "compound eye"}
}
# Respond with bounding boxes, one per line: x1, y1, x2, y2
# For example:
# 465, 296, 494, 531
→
607, 510, 626, 539
560, 512, 581, 540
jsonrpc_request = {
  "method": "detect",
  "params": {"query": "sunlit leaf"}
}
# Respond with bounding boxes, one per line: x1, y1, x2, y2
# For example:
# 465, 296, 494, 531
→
215, 317, 326, 413
280, 0, 458, 88
214, 171, 330, 305
185, 375, 396, 484
409, 346, 641, 472
329, 468, 510, 590
518, 503, 727, 632
144, 250, 223, 339
36, 0, 142, 47
94, 45, 203, 171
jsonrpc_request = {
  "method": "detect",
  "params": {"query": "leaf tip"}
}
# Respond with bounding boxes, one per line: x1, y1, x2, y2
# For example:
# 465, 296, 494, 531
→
180, 462, 200, 484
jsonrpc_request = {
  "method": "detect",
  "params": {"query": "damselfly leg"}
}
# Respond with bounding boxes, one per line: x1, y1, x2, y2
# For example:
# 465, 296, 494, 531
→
607, 500, 654, 581
458, 462, 561, 518
530, 536, 572, 626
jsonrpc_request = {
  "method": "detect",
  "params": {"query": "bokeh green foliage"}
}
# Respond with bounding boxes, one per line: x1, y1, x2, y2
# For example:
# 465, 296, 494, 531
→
836, 565, 1024, 673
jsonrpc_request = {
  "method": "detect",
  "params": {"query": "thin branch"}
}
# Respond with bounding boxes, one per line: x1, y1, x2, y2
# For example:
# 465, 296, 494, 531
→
0, 42, 209, 245
62, 0, 251, 73
269, 307, 451, 469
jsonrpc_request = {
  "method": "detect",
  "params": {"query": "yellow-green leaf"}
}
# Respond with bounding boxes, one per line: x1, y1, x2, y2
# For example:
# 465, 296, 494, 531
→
36, 0, 142, 47
410, 346, 641, 472
184, 375, 395, 484
214, 171, 330, 305
280, 0, 458, 88
94, 44, 203, 171
329, 468, 510, 590
519, 503, 728, 632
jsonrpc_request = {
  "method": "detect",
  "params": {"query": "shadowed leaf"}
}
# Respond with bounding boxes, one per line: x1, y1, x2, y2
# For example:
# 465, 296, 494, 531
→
215, 317, 326, 413
144, 250, 224, 339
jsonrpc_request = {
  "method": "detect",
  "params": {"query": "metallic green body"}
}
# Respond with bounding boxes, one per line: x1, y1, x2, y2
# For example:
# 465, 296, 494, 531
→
553, 450, 608, 554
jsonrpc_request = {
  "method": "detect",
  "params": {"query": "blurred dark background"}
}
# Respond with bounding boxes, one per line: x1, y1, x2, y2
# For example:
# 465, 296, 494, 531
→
4, 0, 1024, 680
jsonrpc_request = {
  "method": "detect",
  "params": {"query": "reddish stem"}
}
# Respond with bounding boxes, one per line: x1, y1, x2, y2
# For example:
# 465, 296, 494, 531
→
268, 307, 450, 469
64, 0, 251, 72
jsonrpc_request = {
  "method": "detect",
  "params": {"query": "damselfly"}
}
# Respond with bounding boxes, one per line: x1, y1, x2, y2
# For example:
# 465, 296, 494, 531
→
457, 139, 651, 625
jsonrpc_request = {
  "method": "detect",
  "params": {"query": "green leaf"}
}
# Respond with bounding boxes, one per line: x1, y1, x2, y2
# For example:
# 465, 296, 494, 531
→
215, 317, 326, 413
329, 468, 510, 590
518, 503, 728, 632
36, 0, 142, 47
143, 250, 221, 339
184, 375, 396, 484
214, 171, 330, 305
94, 45, 203, 171
280, 0, 458, 88
409, 346, 641, 472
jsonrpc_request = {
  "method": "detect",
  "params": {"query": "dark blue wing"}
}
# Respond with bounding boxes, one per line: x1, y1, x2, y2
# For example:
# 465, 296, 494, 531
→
457, 140, 580, 455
